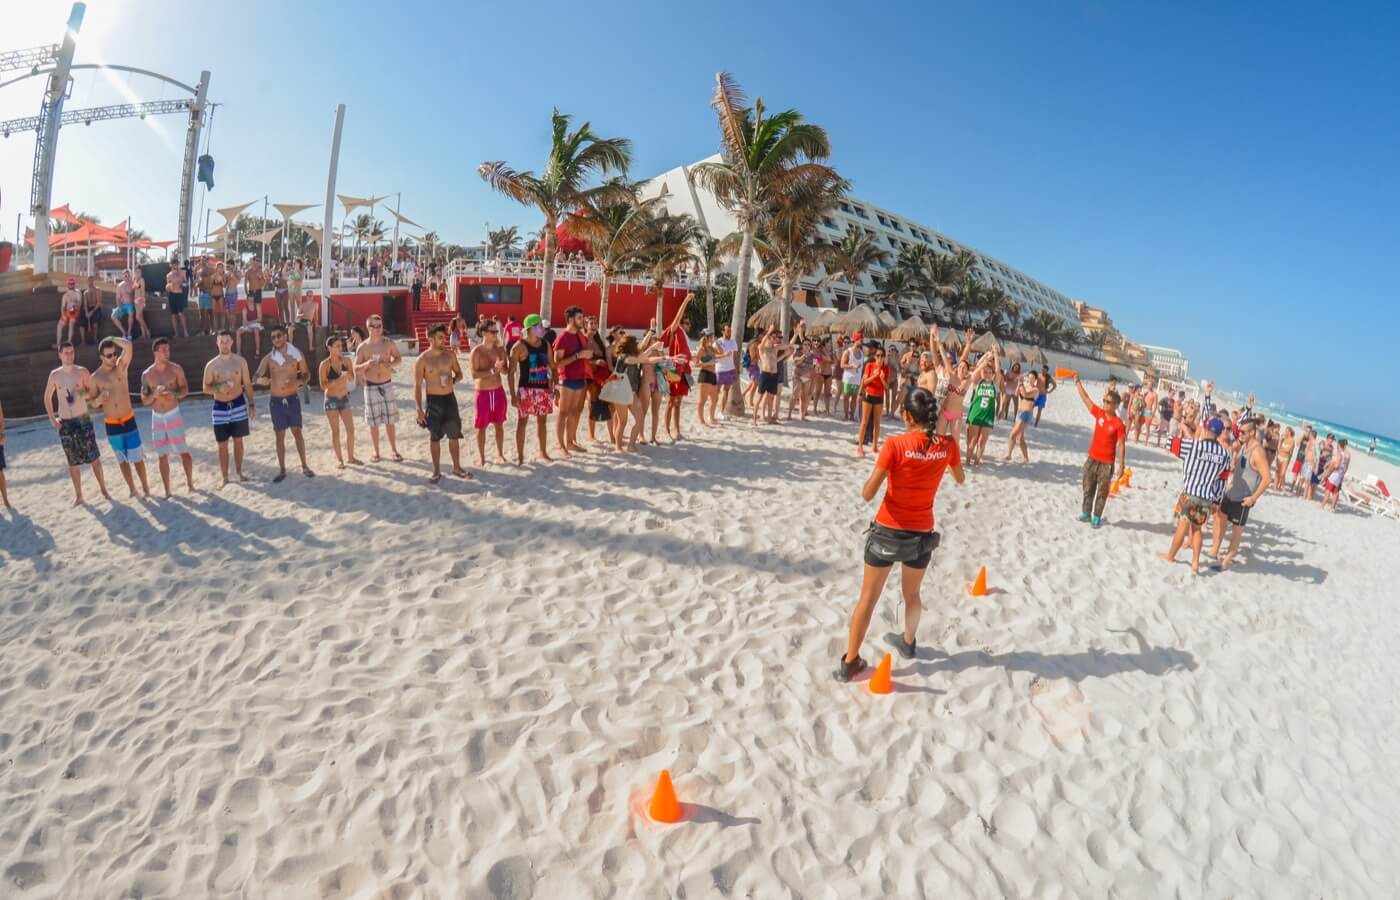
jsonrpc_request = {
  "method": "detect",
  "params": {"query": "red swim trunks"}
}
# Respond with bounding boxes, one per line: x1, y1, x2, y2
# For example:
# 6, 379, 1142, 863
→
474, 386, 507, 428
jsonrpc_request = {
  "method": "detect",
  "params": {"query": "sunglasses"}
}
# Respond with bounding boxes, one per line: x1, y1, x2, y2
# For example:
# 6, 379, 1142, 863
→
101, 353, 118, 360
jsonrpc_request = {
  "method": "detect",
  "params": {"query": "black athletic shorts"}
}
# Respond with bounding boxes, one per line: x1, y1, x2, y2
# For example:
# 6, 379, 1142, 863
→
863, 394, 883, 405
168, 291, 188, 315
863, 522, 939, 569
698, 369, 717, 385
424, 393, 463, 442
1219, 496, 1250, 527
758, 372, 780, 395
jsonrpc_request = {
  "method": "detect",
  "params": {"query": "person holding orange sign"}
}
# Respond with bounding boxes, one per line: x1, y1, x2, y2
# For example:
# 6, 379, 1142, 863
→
1073, 375, 1126, 527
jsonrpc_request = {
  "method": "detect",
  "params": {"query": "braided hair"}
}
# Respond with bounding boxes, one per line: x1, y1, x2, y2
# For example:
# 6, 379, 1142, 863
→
904, 387, 940, 449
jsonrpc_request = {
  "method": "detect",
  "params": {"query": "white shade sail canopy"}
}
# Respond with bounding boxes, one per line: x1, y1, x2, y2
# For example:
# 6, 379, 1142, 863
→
336, 194, 388, 214
390, 209, 423, 228
248, 226, 284, 245
216, 201, 256, 224
272, 202, 318, 219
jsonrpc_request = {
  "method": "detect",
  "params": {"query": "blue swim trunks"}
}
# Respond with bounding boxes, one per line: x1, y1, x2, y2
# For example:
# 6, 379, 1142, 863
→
104, 415, 144, 463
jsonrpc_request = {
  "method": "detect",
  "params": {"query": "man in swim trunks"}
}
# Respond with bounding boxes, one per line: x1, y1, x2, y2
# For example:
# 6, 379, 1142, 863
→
225, 262, 242, 334
414, 323, 470, 483
89, 336, 151, 498
203, 329, 256, 486
469, 319, 510, 467
111, 270, 136, 340
353, 314, 404, 462
1033, 364, 1056, 427
1155, 388, 1174, 448
753, 329, 794, 427
52, 276, 83, 348
165, 258, 190, 338
44, 343, 112, 505
1208, 417, 1272, 568
255, 326, 316, 482
245, 259, 266, 321
140, 337, 195, 496
552, 305, 594, 457
508, 313, 555, 465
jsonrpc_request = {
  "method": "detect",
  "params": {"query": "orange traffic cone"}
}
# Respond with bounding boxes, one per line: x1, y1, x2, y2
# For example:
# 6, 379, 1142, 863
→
648, 770, 683, 823
868, 652, 893, 694
969, 566, 989, 597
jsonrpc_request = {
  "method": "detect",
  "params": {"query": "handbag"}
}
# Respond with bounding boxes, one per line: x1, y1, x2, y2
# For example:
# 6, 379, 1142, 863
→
599, 374, 634, 406
864, 522, 940, 563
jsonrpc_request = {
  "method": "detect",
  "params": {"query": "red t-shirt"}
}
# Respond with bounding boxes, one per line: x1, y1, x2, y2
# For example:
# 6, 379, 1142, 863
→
1087, 404, 1126, 464
862, 361, 889, 397
554, 331, 588, 381
874, 431, 960, 532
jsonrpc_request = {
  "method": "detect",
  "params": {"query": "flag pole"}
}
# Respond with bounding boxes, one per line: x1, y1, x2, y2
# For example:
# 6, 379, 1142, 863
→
321, 104, 346, 326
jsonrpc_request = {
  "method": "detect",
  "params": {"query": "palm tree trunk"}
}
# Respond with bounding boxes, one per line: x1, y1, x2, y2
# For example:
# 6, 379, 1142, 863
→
779, 271, 792, 337
726, 223, 756, 416
540, 216, 557, 323
598, 272, 611, 332
654, 280, 665, 331
705, 269, 715, 335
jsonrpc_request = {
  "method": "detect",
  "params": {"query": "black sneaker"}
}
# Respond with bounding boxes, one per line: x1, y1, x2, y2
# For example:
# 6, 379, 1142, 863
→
834, 654, 867, 683
888, 633, 917, 660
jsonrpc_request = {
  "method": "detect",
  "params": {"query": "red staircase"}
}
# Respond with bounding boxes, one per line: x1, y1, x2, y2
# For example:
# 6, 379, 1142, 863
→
407, 290, 454, 351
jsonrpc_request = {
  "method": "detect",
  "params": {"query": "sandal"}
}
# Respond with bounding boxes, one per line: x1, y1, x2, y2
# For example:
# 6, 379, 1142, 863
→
834, 654, 867, 683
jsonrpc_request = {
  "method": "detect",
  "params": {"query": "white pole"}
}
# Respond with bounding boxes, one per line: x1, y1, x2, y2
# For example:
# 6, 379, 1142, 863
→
321, 104, 346, 326
32, 4, 85, 274
261, 195, 268, 267
390, 191, 401, 283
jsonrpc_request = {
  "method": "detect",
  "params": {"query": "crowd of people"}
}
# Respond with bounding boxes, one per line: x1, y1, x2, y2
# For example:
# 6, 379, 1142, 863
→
0, 289, 1364, 686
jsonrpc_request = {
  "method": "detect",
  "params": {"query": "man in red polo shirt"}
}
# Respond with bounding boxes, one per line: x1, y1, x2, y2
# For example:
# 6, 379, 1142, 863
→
1075, 375, 1126, 527
552, 305, 593, 457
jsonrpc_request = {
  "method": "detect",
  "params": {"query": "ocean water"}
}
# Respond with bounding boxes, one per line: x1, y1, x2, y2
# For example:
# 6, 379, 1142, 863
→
1270, 412, 1400, 467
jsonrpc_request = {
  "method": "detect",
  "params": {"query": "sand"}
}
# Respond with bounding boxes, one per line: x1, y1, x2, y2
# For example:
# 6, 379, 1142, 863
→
2, 373, 1399, 898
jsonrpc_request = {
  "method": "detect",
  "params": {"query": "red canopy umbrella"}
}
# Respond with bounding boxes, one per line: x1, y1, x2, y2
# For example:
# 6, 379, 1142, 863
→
526, 220, 591, 260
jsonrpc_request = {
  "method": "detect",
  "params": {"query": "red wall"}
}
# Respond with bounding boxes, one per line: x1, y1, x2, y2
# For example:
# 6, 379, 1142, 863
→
456, 275, 688, 329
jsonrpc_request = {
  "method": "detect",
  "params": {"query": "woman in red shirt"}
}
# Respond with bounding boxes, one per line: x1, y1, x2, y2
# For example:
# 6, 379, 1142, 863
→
837, 387, 966, 683
855, 345, 890, 457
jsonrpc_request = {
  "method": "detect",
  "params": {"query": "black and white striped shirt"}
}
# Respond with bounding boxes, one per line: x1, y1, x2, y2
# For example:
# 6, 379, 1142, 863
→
1177, 437, 1230, 502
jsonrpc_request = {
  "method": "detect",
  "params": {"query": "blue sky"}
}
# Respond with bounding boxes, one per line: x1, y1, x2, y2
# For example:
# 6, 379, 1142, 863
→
4, 1, 1397, 432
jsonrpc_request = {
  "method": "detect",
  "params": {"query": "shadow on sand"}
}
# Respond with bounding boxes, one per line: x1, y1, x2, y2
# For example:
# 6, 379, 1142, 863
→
900, 627, 1197, 682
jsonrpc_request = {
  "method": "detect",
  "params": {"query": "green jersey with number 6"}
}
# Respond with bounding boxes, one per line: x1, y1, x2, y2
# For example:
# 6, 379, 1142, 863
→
966, 379, 998, 427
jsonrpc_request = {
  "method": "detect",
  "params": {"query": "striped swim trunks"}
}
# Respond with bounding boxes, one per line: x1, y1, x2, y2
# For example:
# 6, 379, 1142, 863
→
150, 407, 188, 457
212, 395, 251, 443
104, 415, 144, 464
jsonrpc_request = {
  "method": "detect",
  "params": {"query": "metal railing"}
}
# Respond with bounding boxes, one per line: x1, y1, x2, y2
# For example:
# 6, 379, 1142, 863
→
443, 257, 704, 299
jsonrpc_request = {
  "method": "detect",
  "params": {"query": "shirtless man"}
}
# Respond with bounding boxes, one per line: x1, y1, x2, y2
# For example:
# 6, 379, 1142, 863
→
255, 326, 315, 482
111, 271, 136, 340
245, 259, 267, 322
224, 262, 242, 335
193, 258, 212, 335
202, 330, 256, 486
52, 276, 83, 348
414, 323, 470, 482
1133, 377, 1158, 443
89, 336, 151, 498
165, 259, 190, 338
43, 343, 111, 505
752, 329, 794, 426
353, 314, 404, 461
469, 320, 510, 467
294, 261, 318, 347
1033, 364, 1056, 427
140, 337, 195, 496
508, 313, 555, 465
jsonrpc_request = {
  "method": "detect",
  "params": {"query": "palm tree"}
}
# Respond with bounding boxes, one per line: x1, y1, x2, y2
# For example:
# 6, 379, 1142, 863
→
979, 286, 1020, 338
1024, 309, 1076, 350
637, 212, 703, 328
691, 234, 730, 335
1085, 329, 1109, 358
752, 167, 847, 334
692, 72, 839, 414
873, 267, 922, 316
565, 179, 659, 331
485, 225, 521, 259
893, 244, 937, 318
824, 225, 890, 311
478, 108, 632, 322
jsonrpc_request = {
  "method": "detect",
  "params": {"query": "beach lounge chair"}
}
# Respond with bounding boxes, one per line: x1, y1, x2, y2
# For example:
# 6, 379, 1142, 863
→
1357, 475, 1400, 519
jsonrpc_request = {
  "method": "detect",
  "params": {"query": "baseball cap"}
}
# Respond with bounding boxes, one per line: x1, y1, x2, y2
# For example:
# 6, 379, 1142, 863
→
852, 330, 863, 341
523, 314, 541, 328
1206, 418, 1225, 435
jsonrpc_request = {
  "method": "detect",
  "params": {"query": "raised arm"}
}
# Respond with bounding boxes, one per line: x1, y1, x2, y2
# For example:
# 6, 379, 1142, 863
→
666, 293, 693, 334
1074, 376, 1096, 413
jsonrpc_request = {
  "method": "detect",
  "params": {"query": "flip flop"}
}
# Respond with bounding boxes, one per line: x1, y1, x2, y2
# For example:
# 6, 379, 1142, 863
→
428, 473, 441, 484
272, 472, 286, 483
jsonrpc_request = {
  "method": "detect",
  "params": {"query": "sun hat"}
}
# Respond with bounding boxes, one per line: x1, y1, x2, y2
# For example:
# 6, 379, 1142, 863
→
523, 314, 542, 328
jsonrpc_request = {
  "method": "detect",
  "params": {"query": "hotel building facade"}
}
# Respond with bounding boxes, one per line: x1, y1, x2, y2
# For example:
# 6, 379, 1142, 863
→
644, 157, 1082, 330
1140, 344, 1189, 381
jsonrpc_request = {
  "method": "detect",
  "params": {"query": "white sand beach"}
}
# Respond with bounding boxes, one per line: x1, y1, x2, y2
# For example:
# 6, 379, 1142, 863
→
2, 376, 1399, 898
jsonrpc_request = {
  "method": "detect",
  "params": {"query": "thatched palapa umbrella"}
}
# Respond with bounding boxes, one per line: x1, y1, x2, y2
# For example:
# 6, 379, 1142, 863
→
747, 297, 796, 333
808, 307, 840, 336
891, 316, 932, 342
833, 302, 890, 338
968, 330, 1003, 355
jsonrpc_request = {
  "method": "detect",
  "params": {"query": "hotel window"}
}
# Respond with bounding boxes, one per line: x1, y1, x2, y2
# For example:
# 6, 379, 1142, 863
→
876, 214, 889, 227
839, 202, 852, 213
891, 221, 903, 232
822, 216, 836, 229
853, 206, 868, 219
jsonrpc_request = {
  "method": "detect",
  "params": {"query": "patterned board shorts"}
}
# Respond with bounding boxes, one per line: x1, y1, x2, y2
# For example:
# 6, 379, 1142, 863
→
365, 381, 397, 427
518, 386, 554, 417
59, 415, 101, 467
